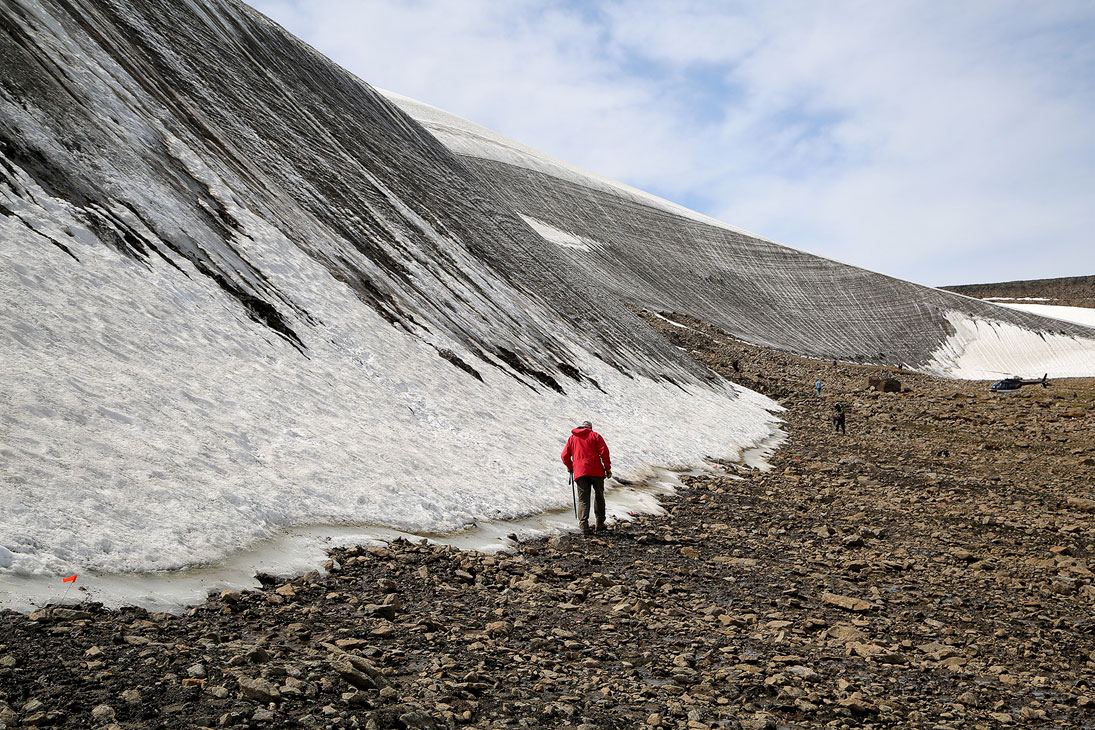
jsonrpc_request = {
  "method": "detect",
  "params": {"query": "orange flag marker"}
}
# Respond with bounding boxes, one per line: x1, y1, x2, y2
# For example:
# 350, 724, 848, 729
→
62, 574, 77, 583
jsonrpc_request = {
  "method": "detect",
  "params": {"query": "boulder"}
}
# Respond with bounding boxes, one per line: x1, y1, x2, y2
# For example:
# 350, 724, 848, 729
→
868, 376, 901, 392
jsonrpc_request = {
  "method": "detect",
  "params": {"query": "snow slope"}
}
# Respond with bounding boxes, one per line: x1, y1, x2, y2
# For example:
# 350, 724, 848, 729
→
0, 0, 777, 590
924, 311, 1095, 380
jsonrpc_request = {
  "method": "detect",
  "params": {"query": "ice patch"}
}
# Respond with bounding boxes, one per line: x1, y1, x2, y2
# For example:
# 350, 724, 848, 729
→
0, 448, 774, 613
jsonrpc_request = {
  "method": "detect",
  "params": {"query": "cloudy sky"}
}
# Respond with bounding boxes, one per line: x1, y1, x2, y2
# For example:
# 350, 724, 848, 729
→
250, 0, 1094, 288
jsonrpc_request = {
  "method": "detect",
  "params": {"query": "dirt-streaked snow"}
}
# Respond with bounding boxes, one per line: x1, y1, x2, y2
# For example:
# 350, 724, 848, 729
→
383, 91, 1095, 375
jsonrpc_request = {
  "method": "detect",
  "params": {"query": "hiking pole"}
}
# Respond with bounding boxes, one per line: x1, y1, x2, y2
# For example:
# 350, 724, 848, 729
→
569, 472, 577, 519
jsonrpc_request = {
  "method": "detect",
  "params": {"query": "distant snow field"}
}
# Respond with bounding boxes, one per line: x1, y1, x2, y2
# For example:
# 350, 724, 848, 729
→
990, 301, 1095, 329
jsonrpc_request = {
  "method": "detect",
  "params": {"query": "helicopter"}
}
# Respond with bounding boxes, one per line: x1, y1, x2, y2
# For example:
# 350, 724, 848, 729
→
990, 373, 1049, 392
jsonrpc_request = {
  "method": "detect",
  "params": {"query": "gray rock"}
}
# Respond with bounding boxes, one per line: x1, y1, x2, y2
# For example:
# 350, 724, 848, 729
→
398, 710, 441, 730
335, 661, 382, 690
90, 705, 116, 723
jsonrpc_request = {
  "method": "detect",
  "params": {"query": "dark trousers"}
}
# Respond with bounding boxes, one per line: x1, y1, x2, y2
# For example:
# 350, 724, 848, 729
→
833, 416, 846, 433
576, 476, 606, 528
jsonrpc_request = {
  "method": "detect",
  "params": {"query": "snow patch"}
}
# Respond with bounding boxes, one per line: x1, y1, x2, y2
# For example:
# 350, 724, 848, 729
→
926, 311, 1095, 379
520, 215, 600, 251
652, 312, 692, 330
991, 302, 1095, 329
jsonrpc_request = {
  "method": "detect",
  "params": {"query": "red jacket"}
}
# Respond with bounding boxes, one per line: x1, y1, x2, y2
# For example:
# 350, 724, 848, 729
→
561, 427, 611, 478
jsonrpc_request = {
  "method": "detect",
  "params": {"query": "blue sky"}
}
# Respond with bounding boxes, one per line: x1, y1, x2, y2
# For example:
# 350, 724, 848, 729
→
249, 0, 1095, 287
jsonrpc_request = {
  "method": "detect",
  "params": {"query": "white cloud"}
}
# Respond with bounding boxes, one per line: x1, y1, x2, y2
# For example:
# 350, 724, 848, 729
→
247, 0, 1095, 286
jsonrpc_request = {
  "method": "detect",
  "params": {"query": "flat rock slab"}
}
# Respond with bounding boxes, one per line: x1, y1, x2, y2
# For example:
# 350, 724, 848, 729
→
821, 592, 874, 612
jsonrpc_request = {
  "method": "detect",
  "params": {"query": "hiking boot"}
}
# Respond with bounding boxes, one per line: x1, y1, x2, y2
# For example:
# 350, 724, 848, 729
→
579, 521, 591, 534
595, 523, 607, 532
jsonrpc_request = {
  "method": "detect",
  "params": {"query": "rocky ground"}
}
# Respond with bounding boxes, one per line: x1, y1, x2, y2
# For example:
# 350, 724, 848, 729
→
2, 312, 1094, 730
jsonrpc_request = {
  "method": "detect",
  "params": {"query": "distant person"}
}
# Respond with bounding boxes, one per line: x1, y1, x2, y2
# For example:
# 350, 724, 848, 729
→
561, 420, 612, 534
815, 380, 823, 396
832, 403, 846, 434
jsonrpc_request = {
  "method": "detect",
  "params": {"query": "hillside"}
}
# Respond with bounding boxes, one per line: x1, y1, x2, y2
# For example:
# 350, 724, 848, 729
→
384, 92, 1095, 374
942, 275, 1095, 308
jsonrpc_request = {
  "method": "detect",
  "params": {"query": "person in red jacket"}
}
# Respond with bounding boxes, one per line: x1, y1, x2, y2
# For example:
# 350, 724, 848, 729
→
561, 420, 612, 533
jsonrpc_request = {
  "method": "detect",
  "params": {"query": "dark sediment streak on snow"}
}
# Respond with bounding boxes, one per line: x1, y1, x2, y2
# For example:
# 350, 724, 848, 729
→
0, 0, 711, 389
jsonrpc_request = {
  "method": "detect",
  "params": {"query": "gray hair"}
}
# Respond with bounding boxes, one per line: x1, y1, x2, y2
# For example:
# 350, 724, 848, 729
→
578, 420, 592, 429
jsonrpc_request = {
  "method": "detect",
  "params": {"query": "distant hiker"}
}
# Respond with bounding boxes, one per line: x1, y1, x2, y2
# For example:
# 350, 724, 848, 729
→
732, 359, 741, 373
815, 380, 823, 396
832, 403, 846, 434
561, 420, 612, 534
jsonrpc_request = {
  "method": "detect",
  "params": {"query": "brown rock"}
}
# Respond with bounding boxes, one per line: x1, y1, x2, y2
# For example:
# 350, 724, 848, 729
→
1066, 496, 1095, 513
828, 624, 867, 643
51, 608, 92, 621
90, 705, 116, 723
822, 592, 873, 612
